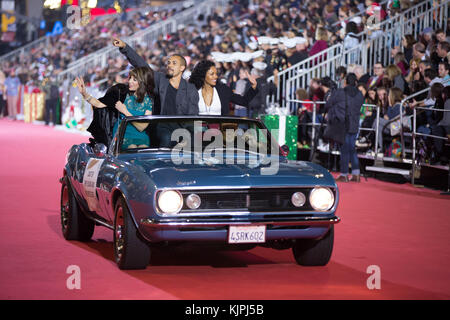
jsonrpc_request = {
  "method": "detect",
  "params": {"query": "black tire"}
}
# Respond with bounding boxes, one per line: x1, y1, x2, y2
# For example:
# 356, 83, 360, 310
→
60, 179, 95, 241
114, 197, 151, 270
292, 226, 334, 266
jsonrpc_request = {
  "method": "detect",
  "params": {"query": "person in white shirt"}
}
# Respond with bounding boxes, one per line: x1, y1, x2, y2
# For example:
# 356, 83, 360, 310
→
189, 60, 258, 116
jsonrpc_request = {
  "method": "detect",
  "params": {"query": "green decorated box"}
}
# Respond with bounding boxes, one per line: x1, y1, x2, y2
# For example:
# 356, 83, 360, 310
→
260, 115, 298, 160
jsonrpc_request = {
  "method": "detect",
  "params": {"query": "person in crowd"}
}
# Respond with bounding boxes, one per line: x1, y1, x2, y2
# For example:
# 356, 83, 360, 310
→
358, 83, 376, 127
233, 67, 252, 117
394, 52, 409, 77
336, 66, 347, 89
410, 82, 444, 139
188, 60, 258, 116
343, 21, 360, 64
385, 64, 406, 93
430, 86, 450, 165
402, 34, 417, 63
413, 42, 427, 61
424, 68, 441, 87
4, 69, 21, 120
334, 73, 364, 182
296, 88, 315, 149
75, 66, 155, 148
112, 38, 198, 116
41, 74, 60, 126
367, 62, 385, 89
318, 76, 340, 153
309, 27, 329, 63
352, 64, 370, 85
431, 41, 450, 70
376, 86, 389, 116
248, 65, 275, 118
405, 57, 422, 85
438, 61, 450, 83
356, 83, 377, 149
419, 27, 434, 56
308, 78, 325, 103
372, 87, 404, 154
0, 69, 5, 118
435, 29, 449, 43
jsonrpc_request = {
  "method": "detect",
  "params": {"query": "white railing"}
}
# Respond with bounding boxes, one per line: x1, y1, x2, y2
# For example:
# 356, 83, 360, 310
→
57, 0, 226, 83
268, 0, 448, 107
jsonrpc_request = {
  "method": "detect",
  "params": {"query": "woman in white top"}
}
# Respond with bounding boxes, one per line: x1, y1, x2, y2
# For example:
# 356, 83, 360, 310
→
189, 60, 258, 116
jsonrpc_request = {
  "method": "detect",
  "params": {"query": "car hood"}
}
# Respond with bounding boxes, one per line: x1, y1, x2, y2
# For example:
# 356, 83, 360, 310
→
119, 153, 336, 189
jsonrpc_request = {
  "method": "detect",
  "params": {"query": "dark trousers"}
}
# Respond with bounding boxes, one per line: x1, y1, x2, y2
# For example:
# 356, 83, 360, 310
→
431, 125, 449, 155
0, 94, 5, 117
45, 98, 58, 125
339, 132, 360, 175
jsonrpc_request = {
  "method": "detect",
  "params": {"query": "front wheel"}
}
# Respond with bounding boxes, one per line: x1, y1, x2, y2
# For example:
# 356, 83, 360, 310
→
114, 197, 151, 269
292, 226, 334, 266
60, 179, 95, 241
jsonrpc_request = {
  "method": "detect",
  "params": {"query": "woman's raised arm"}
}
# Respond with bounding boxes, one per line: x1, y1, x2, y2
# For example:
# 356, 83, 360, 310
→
75, 77, 106, 109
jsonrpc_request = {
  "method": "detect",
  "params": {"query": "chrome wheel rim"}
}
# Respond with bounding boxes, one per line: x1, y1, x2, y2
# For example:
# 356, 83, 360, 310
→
61, 184, 69, 233
114, 206, 125, 263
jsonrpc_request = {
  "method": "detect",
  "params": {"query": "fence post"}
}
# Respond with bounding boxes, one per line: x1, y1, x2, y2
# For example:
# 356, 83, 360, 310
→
411, 107, 417, 185
374, 106, 380, 161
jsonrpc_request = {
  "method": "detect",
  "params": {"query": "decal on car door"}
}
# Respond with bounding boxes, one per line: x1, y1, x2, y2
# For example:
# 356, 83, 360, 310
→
82, 158, 105, 211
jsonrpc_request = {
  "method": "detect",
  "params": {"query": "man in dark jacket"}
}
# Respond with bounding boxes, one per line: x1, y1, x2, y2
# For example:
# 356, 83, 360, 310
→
112, 38, 199, 147
336, 73, 364, 182
112, 38, 199, 116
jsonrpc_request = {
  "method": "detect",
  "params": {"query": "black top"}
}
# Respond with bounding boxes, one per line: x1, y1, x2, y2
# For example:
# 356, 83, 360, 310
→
87, 83, 129, 146
215, 82, 258, 116
162, 83, 178, 115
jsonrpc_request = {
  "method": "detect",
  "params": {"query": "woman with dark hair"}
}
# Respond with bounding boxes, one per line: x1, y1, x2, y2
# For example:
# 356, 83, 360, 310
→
189, 60, 258, 116
402, 34, 417, 63
75, 66, 155, 148
344, 21, 360, 64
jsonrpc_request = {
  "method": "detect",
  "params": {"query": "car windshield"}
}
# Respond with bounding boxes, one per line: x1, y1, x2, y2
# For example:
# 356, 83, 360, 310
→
115, 117, 279, 156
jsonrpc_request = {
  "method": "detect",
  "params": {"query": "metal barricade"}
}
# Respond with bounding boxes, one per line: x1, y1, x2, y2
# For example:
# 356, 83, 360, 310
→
286, 99, 326, 151
411, 107, 450, 185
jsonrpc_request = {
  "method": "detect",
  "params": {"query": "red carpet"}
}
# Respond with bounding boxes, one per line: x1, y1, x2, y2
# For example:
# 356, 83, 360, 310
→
1, 118, 450, 300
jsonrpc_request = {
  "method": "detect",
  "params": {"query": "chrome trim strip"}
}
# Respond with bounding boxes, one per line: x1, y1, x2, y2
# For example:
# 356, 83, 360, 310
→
157, 185, 337, 191
140, 217, 340, 228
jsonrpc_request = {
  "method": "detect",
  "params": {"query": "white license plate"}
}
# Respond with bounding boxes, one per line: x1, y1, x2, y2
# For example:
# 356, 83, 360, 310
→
228, 225, 266, 244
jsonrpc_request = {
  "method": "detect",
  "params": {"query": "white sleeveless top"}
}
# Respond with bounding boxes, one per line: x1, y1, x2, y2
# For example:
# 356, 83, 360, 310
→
198, 87, 222, 115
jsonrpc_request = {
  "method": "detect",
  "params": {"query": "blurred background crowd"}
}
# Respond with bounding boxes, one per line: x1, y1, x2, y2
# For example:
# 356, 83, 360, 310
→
0, 0, 449, 165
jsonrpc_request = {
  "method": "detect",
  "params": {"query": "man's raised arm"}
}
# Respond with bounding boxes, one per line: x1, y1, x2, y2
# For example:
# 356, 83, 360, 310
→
112, 38, 150, 69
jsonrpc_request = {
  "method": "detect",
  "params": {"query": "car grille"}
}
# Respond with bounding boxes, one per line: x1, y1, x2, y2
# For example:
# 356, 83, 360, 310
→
179, 188, 332, 213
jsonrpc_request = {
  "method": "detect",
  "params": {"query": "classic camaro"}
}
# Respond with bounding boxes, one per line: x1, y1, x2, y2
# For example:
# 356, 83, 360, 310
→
60, 116, 340, 269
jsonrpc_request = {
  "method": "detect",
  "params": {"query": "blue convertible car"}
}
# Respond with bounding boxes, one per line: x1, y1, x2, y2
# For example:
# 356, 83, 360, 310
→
60, 116, 340, 269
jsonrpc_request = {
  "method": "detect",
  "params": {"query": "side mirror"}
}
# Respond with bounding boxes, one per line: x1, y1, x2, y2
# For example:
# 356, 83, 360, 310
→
94, 143, 107, 158
280, 144, 289, 157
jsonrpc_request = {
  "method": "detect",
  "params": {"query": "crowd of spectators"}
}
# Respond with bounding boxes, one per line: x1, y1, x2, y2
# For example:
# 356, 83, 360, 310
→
0, 2, 185, 96
0, 0, 449, 164
295, 26, 450, 165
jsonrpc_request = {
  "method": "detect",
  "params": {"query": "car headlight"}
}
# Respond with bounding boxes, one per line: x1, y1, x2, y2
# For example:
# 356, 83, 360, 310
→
291, 192, 306, 207
157, 190, 183, 215
309, 187, 334, 211
186, 194, 201, 209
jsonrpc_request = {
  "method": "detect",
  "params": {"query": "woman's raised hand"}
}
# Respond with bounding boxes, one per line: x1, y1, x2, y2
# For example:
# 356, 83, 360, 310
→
75, 77, 87, 97
246, 70, 257, 89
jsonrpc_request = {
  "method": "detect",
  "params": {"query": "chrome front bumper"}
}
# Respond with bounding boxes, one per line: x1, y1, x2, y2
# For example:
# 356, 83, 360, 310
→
140, 216, 340, 229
